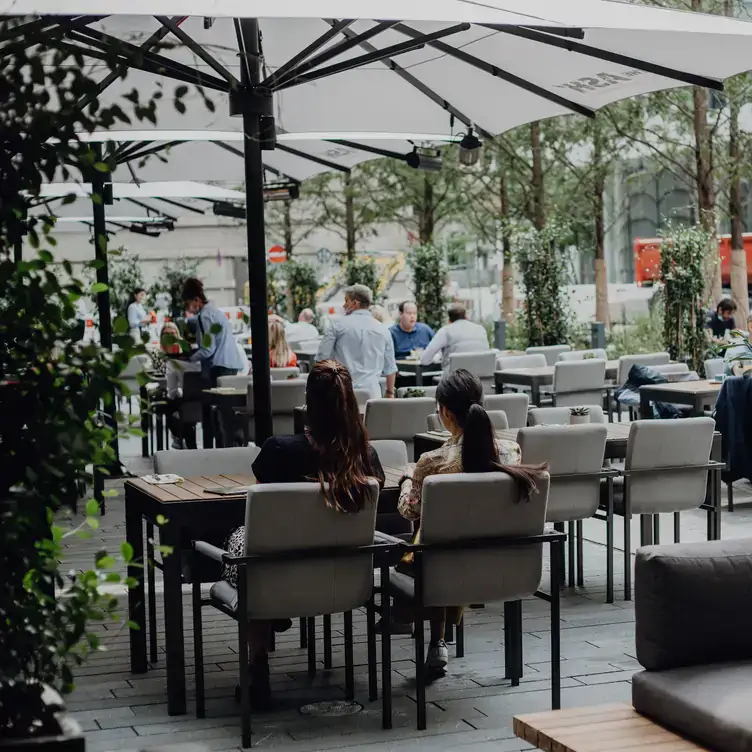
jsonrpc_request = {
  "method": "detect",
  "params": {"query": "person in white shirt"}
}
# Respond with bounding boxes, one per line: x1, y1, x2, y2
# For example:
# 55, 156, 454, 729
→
315, 284, 397, 399
285, 308, 320, 344
420, 303, 489, 371
127, 288, 150, 343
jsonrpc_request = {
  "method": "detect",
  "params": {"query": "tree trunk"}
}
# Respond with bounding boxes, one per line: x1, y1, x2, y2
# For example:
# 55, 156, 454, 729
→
283, 200, 293, 257
418, 175, 435, 245
692, 80, 720, 303
593, 127, 611, 328
530, 121, 545, 231
500, 173, 515, 324
729, 93, 748, 323
345, 173, 356, 261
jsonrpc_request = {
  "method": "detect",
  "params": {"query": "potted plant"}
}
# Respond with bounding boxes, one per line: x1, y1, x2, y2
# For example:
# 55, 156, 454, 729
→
402, 387, 426, 398
569, 406, 591, 425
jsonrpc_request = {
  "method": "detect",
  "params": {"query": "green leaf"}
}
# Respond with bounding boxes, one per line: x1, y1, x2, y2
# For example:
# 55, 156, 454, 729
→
155, 514, 167, 526
94, 162, 110, 173
85, 499, 99, 517
96, 555, 116, 570
127, 620, 141, 630
202, 333, 213, 348
210, 323, 222, 334
91, 282, 108, 294
120, 541, 134, 563
113, 317, 129, 334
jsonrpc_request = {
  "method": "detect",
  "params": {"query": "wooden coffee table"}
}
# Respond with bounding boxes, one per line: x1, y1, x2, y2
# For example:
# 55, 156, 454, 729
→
514, 703, 708, 751
639, 379, 721, 418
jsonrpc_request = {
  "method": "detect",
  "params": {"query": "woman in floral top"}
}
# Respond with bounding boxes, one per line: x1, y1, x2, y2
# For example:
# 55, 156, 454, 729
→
396, 369, 542, 679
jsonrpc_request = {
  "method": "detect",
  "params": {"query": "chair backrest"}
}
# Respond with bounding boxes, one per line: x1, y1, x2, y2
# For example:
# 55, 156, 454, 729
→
270, 367, 301, 381
652, 363, 689, 376
626, 418, 715, 515
497, 354, 547, 371
419, 472, 550, 607
553, 360, 606, 407
483, 393, 529, 428
487, 410, 509, 431
518, 425, 607, 523
526, 345, 571, 366
353, 388, 371, 407
449, 351, 497, 379
453, 339, 489, 355
122, 354, 149, 381
558, 349, 607, 362
397, 386, 438, 399
247, 380, 308, 436
426, 414, 444, 432
154, 446, 260, 477
217, 374, 253, 390
617, 352, 670, 386
365, 398, 435, 458
295, 339, 321, 352
528, 405, 606, 426
179, 372, 205, 423
369, 439, 409, 468
242, 481, 379, 619
704, 358, 724, 381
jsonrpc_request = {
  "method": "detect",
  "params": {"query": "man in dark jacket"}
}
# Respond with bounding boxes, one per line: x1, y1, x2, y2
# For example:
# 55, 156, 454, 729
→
707, 298, 737, 338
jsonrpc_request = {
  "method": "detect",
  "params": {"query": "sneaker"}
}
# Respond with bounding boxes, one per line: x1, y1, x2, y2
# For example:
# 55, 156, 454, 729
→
425, 640, 448, 673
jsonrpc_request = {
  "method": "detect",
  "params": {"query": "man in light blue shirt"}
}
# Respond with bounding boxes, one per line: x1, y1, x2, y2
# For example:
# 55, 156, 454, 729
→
316, 284, 397, 399
182, 278, 246, 384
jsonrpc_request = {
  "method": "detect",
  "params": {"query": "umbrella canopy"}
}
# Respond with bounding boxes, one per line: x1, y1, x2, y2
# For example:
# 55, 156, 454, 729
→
6, 1, 752, 449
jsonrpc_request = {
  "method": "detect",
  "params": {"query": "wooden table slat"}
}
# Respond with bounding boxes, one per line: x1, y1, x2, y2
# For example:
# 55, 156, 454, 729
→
127, 478, 186, 502
201, 474, 244, 488
177, 479, 222, 496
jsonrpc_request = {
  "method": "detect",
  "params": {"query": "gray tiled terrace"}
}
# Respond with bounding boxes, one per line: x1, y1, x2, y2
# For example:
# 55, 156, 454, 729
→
58, 433, 752, 752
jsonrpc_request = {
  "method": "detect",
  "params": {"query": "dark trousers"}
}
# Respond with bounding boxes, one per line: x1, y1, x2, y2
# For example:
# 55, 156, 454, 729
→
165, 397, 197, 449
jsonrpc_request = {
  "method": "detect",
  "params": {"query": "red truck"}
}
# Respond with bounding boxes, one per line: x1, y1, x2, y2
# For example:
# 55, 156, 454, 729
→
635, 234, 752, 288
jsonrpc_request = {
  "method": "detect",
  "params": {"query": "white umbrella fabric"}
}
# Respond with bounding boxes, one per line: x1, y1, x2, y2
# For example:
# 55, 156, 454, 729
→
5, 0, 752, 455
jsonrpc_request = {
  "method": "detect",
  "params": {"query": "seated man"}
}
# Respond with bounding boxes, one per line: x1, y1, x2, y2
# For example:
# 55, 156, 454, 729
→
707, 298, 737, 339
285, 308, 319, 343
390, 301, 434, 360
724, 314, 752, 376
419, 303, 489, 371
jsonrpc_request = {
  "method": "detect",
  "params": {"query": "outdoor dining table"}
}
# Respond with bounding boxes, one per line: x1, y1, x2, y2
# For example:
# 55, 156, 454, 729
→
124, 466, 405, 716
394, 359, 442, 386
495, 361, 620, 405
638, 379, 722, 419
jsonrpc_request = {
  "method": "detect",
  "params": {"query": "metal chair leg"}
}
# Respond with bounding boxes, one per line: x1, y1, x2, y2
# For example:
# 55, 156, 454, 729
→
567, 521, 576, 587
380, 567, 392, 730
307, 617, 316, 678
445, 619, 454, 645
323, 614, 332, 669
576, 520, 584, 588
366, 596, 378, 702
652, 514, 660, 545
674, 512, 681, 543
299, 617, 307, 649
146, 522, 158, 663
344, 610, 354, 701
456, 614, 464, 658
192, 570, 205, 719
728, 481, 734, 512
415, 616, 426, 730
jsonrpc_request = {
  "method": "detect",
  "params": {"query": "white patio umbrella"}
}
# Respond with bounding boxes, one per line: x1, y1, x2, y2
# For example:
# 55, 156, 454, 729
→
5, 0, 752, 450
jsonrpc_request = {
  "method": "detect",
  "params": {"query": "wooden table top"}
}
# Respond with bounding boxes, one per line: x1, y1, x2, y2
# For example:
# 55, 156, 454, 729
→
498, 361, 620, 378
639, 379, 722, 395
514, 703, 707, 751
126, 465, 404, 504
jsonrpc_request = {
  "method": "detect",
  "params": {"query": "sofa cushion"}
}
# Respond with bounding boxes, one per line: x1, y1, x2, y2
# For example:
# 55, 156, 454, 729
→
633, 662, 752, 752
635, 539, 752, 670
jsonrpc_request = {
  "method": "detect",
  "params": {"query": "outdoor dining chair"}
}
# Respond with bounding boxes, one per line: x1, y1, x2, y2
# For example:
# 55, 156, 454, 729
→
558, 348, 607, 362
382, 472, 563, 730
448, 351, 497, 394
244, 379, 307, 441
704, 358, 724, 381
191, 480, 385, 747
145, 447, 261, 663
528, 405, 607, 426
369, 439, 409, 468
270, 366, 300, 380
483, 393, 529, 428
217, 375, 253, 390
552, 359, 607, 409
365, 397, 435, 461
518, 425, 614, 601
598, 417, 722, 601
496, 353, 547, 371
526, 344, 571, 366
616, 352, 671, 387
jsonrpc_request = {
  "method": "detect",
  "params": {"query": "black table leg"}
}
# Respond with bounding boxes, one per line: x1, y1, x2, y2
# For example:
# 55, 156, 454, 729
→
126, 489, 147, 674
140, 385, 149, 458
639, 390, 652, 419
160, 520, 186, 715
531, 380, 540, 407
201, 396, 215, 449
415, 367, 423, 387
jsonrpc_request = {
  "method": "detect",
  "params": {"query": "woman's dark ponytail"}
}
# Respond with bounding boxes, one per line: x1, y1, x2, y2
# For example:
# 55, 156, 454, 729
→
461, 403, 499, 473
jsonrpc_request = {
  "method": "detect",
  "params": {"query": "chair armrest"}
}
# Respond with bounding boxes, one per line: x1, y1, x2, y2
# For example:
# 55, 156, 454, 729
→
193, 540, 229, 562
555, 468, 620, 481
621, 461, 725, 476
233, 407, 250, 416
374, 531, 409, 546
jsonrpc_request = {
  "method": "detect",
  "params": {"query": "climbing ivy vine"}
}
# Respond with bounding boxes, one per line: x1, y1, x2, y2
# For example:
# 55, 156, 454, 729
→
408, 244, 448, 332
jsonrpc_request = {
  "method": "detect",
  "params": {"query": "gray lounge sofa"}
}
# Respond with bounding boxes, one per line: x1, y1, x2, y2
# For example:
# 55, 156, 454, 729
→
632, 538, 752, 752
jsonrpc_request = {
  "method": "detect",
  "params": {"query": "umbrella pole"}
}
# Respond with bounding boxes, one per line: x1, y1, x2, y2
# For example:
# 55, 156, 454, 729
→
239, 18, 273, 444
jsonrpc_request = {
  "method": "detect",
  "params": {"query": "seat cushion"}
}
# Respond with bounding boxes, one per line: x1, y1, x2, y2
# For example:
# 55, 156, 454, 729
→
384, 567, 416, 601
210, 580, 238, 613
633, 662, 752, 752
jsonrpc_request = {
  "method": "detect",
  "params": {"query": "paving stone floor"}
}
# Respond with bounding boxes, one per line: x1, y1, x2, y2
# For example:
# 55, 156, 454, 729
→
57, 433, 752, 752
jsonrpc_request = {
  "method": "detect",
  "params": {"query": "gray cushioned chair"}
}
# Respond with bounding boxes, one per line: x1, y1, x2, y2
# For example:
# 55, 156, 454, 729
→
245, 379, 307, 440
632, 539, 752, 752
704, 357, 724, 381
369, 440, 412, 537
496, 353, 547, 371
365, 397, 435, 462
384, 471, 560, 730
528, 405, 606, 426
483, 393, 529, 428
353, 388, 371, 407
526, 344, 571, 366
449, 351, 497, 395
426, 413, 445, 432
600, 417, 720, 601
558, 348, 607, 362
192, 480, 381, 747
518, 425, 613, 599
217, 374, 253, 390
552, 359, 607, 408
426, 409, 507, 432
270, 366, 300, 380
369, 439, 408, 469
616, 352, 671, 386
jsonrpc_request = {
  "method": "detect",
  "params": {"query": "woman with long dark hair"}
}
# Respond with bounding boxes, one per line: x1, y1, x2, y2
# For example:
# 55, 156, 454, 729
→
397, 368, 544, 677
222, 359, 384, 706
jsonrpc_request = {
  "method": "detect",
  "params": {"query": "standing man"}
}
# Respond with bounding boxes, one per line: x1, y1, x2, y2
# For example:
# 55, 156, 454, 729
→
389, 301, 435, 360
420, 303, 489, 371
316, 284, 397, 399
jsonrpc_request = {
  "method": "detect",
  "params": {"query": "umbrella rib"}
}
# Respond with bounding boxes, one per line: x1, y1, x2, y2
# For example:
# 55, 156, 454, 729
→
112, 140, 150, 162
261, 19, 355, 89
117, 140, 185, 165
270, 20, 399, 90
153, 196, 206, 214
276, 143, 351, 173
327, 139, 410, 161
76, 15, 188, 111
276, 23, 470, 91
155, 15, 240, 88
125, 197, 177, 221
391, 23, 594, 119
211, 141, 303, 184
484, 24, 723, 91
332, 23, 487, 138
